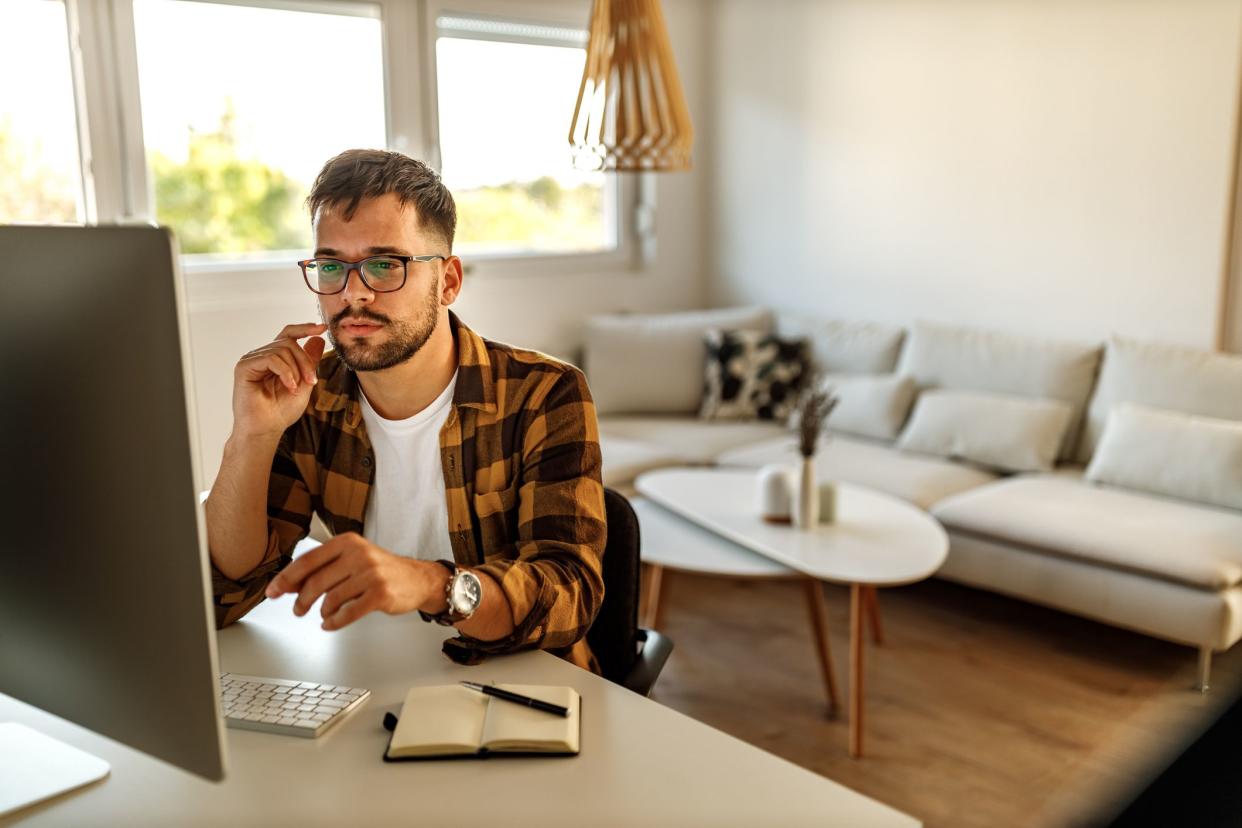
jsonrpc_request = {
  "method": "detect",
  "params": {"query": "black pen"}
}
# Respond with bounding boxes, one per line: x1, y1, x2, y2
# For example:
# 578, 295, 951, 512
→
460, 682, 570, 717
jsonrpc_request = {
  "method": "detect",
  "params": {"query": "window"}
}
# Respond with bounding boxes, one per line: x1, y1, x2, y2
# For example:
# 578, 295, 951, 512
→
0, 0, 85, 224
131, 0, 387, 259
435, 14, 617, 257
12, 0, 636, 270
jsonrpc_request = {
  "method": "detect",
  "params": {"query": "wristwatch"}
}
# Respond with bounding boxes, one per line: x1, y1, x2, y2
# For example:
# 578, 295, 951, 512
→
419, 559, 483, 626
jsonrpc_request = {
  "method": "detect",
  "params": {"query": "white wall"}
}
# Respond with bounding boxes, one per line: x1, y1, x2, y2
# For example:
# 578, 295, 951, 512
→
184, 0, 710, 490
707, 0, 1242, 350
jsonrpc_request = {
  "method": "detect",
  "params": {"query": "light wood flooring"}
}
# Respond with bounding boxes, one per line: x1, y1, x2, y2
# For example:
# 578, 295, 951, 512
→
642, 571, 1242, 828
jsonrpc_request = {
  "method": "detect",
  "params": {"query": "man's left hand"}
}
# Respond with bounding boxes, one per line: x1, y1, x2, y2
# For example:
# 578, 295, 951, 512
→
264, 533, 443, 631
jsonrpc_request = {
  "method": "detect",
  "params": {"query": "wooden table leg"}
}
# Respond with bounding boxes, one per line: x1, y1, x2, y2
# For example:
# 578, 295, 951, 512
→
866, 586, 885, 646
849, 583, 866, 759
802, 578, 840, 715
641, 564, 666, 629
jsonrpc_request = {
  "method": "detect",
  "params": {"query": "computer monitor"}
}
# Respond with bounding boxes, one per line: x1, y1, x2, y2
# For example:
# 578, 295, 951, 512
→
0, 225, 227, 785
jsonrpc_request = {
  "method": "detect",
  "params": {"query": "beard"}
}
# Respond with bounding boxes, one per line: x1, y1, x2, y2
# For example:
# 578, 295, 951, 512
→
325, 277, 441, 372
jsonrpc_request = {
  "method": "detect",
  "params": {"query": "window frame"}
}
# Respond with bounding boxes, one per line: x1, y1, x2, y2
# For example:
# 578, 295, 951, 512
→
62, 0, 643, 278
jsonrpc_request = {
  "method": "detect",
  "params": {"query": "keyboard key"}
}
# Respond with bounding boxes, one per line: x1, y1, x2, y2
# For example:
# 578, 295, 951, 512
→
293, 718, 319, 729
318, 699, 346, 709
277, 717, 297, 726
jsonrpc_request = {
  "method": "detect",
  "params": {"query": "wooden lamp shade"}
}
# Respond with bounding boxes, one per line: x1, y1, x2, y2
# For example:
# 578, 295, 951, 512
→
569, 0, 694, 172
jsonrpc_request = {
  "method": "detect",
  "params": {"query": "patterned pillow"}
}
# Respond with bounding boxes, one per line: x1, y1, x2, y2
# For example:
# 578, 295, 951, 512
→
699, 329, 809, 421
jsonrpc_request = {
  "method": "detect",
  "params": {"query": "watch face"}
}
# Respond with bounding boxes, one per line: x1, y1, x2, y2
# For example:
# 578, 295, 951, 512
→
451, 571, 483, 615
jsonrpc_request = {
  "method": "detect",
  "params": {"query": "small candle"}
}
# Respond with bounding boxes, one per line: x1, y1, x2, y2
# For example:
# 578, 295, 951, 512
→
757, 464, 795, 524
818, 481, 838, 524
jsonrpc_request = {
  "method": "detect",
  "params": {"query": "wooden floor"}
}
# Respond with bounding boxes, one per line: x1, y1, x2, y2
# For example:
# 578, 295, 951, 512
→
642, 570, 1242, 828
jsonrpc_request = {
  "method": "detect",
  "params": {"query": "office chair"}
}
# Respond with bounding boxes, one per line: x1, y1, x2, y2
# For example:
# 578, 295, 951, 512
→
587, 488, 674, 696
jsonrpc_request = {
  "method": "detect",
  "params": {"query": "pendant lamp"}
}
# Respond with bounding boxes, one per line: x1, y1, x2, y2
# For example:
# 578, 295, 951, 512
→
569, 0, 693, 172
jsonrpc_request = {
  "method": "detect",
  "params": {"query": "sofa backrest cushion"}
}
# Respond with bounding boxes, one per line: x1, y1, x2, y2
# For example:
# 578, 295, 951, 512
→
897, 320, 1102, 461
897, 389, 1075, 473
775, 312, 906, 375
1085, 404, 1242, 512
583, 307, 773, 415
1076, 336, 1242, 465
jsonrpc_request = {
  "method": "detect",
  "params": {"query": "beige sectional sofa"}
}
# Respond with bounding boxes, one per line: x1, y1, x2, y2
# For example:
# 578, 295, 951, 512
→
585, 307, 1242, 689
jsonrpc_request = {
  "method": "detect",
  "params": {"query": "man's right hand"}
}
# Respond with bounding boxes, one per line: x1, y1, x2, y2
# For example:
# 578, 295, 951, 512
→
232, 322, 328, 440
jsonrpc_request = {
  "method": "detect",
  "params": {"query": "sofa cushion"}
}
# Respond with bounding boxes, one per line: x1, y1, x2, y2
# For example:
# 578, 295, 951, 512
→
716, 433, 999, 510
599, 415, 788, 465
897, 390, 1074, 473
1086, 404, 1242, 511
1075, 336, 1242, 465
583, 307, 773, 415
821, 374, 917, 441
774, 312, 906, 374
599, 436, 687, 490
699, 329, 809, 422
897, 320, 1102, 460
932, 474, 1242, 591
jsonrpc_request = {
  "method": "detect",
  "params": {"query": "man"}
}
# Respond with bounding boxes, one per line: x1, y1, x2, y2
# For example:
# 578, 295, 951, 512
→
205, 149, 606, 672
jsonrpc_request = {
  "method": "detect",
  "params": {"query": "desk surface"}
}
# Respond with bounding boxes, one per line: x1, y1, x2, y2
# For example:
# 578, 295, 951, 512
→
637, 468, 948, 585
1, 585, 917, 827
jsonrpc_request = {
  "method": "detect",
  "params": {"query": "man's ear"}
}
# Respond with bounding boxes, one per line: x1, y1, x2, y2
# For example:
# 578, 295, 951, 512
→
441, 256, 464, 305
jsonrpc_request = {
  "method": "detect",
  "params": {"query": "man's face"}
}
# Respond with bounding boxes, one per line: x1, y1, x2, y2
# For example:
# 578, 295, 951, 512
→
312, 193, 448, 372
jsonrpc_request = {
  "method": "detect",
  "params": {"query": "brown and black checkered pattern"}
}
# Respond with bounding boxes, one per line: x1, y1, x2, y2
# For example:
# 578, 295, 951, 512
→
211, 312, 606, 672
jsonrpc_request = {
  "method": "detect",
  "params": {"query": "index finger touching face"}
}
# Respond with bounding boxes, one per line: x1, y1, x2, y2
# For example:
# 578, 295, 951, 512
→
275, 322, 328, 341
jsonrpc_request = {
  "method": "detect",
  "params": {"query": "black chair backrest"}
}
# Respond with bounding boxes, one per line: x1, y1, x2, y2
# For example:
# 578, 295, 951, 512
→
587, 488, 642, 684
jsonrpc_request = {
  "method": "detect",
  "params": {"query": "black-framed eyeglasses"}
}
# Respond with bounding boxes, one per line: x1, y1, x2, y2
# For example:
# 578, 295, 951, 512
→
297, 254, 447, 295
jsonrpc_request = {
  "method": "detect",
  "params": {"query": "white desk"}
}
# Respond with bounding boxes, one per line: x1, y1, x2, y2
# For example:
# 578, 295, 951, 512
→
0, 578, 918, 827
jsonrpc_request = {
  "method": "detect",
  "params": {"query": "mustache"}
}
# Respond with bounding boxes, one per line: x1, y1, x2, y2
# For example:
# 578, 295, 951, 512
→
330, 308, 391, 326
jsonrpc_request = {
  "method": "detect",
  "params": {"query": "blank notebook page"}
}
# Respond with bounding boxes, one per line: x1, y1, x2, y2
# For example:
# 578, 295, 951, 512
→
391, 685, 488, 755
478, 685, 580, 753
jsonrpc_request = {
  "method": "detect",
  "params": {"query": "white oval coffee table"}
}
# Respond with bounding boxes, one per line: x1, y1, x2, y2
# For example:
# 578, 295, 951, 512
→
631, 498, 888, 720
635, 467, 948, 758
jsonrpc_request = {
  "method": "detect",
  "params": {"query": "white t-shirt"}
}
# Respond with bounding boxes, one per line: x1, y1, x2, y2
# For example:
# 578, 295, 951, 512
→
359, 371, 458, 561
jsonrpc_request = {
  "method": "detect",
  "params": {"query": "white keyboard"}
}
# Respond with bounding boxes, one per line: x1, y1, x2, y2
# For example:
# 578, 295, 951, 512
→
219, 673, 370, 738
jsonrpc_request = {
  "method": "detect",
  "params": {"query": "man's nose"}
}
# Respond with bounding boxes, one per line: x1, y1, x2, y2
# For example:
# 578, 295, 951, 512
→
340, 265, 375, 303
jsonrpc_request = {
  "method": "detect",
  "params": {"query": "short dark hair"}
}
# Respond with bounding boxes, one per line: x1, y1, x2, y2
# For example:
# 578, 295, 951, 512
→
306, 149, 457, 251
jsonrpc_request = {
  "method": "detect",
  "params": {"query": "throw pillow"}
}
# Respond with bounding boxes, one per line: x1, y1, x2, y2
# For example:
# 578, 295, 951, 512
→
699, 329, 808, 422
897, 389, 1074, 473
1086, 404, 1242, 511
788, 374, 918, 441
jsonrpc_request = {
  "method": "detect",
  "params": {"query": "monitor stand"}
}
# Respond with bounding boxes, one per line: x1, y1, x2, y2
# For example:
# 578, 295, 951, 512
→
0, 723, 110, 817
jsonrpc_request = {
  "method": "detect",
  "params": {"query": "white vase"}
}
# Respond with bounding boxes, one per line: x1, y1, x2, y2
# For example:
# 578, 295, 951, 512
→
757, 463, 795, 523
794, 456, 819, 530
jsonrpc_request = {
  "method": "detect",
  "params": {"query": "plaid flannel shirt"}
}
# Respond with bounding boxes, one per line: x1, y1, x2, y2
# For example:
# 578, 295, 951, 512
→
211, 312, 607, 672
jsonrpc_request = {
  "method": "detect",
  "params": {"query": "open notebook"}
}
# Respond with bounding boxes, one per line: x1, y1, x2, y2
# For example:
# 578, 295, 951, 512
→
383, 684, 581, 761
